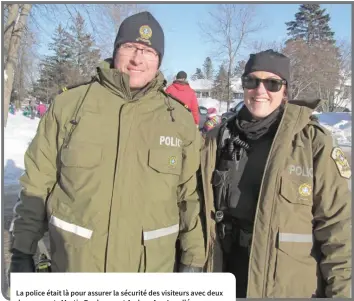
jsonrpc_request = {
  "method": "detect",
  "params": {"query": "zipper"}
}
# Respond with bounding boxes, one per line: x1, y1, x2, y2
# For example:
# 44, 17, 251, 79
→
103, 103, 126, 272
246, 104, 289, 297
103, 85, 137, 271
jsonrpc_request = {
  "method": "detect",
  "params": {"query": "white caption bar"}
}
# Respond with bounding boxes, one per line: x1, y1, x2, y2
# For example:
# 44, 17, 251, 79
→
11, 273, 236, 301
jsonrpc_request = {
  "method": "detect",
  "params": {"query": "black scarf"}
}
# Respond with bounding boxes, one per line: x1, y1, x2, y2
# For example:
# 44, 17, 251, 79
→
234, 105, 284, 140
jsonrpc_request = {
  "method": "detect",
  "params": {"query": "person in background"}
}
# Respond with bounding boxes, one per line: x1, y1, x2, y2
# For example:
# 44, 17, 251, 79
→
28, 100, 36, 119
200, 49, 351, 298
201, 107, 221, 135
166, 71, 200, 126
9, 103, 16, 115
37, 102, 47, 118
8, 11, 205, 276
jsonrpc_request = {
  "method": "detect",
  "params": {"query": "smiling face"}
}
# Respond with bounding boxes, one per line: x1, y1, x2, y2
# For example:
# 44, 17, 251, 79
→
113, 42, 159, 88
243, 71, 287, 119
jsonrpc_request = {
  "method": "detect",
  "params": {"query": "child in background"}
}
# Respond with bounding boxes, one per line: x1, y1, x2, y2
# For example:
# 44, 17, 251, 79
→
202, 107, 221, 134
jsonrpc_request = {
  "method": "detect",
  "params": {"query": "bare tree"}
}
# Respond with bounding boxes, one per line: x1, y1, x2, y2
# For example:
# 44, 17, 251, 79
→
4, 3, 148, 126
283, 40, 316, 100
13, 28, 39, 109
4, 4, 32, 127
332, 40, 351, 111
199, 4, 264, 109
283, 39, 341, 107
4, 4, 20, 63
251, 39, 285, 53
77, 4, 147, 58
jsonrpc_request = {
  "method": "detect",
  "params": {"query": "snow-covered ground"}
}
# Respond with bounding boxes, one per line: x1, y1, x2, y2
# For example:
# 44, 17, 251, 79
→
3, 110, 352, 195
4, 113, 40, 194
314, 112, 352, 147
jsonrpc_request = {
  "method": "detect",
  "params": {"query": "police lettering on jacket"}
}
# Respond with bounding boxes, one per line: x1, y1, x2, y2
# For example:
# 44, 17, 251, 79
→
288, 164, 313, 178
159, 136, 182, 147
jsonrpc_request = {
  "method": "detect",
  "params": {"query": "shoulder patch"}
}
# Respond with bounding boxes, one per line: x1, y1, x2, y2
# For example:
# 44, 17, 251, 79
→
331, 147, 351, 179
161, 90, 191, 112
58, 77, 97, 95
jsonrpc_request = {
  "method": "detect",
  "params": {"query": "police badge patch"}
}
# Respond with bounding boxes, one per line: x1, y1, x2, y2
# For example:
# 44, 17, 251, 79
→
136, 25, 152, 45
331, 147, 351, 179
298, 183, 312, 197
169, 156, 177, 168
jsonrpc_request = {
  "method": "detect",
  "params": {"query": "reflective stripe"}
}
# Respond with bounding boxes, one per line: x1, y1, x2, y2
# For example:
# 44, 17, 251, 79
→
10, 200, 23, 233
13, 200, 22, 215
279, 232, 313, 243
143, 223, 179, 241
49, 215, 92, 239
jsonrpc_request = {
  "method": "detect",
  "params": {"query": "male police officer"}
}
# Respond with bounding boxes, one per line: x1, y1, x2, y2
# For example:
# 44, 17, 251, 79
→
9, 11, 205, 274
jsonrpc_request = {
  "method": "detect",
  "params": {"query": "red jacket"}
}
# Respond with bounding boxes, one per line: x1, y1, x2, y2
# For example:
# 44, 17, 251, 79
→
165, 81, 199, 125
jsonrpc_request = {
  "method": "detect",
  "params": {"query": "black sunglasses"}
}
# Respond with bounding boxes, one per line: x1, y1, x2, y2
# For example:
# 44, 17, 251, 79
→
241, 76, 287, 92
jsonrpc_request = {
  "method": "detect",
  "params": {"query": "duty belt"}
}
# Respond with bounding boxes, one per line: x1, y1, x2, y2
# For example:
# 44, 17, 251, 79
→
215, 210, 252, 255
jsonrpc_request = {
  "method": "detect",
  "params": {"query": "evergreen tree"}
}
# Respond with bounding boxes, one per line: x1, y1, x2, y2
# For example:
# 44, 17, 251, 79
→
233, 60, 246, 77
68, 13, 101, 83
284, 4, 340, 104
33, 15, 101, 104
191, 68, 205, 80
286, 4, 335, 45
212, 64, 228, 101
33, 24, 73, 103
203, 57, 214, 80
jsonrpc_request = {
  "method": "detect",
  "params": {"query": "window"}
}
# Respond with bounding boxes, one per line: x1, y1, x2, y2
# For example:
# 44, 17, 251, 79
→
201, 91, 210, 98
199, 106, 208, 115
196, 91, 201, 98
343, 85, 351, 100
233, 93, 244, 99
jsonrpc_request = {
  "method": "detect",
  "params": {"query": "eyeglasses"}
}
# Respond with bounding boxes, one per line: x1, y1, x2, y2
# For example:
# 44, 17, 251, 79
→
241, 76, 287, 92
119, 44, 158, 61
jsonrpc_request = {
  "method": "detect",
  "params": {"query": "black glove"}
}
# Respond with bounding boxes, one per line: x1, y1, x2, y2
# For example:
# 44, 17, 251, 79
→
178, 263, 203, 273
8, 248, 35, 275
8, 249, 35, 287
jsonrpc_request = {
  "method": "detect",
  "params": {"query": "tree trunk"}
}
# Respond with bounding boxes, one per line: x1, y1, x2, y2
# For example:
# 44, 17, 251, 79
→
4, 4, 20, 64
4, 4, 32, 127
227, 66, 231, 111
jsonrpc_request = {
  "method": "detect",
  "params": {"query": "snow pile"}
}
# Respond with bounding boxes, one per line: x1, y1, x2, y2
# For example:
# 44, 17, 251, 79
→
314, 112, 352, 147
4, 112, 40, 191
189, 79, 214, 91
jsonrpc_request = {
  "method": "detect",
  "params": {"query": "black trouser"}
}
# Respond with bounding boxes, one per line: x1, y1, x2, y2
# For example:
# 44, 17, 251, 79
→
221, 230, 250, 298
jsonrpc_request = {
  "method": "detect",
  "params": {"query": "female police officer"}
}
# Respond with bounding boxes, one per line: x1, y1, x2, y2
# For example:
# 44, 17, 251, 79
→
200, 49, 351, 298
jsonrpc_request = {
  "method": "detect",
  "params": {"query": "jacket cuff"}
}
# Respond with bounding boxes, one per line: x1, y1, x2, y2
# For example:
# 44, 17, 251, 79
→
180, 252, 205, 268
11, 234, 38, 255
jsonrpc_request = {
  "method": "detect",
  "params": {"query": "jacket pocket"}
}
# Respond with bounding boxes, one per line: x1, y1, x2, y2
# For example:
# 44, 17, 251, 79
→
148, 147, 183, 176
273, 228, 317, 297
48, 212, 94, 272
279, 175, 313, 206
61, 142, 102, 168
59, 143, 102, 195
142, 223, 179, 272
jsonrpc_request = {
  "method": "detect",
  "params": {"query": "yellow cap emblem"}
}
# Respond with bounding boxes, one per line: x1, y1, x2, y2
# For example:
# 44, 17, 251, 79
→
136, 25, 152, 45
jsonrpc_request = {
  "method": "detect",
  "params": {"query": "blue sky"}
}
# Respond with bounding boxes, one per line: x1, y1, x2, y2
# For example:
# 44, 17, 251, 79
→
35, 3, 351, 80
150, 3, 351, 79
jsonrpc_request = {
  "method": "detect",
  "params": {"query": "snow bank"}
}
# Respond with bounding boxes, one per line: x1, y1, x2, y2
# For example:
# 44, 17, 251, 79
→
314, 112, 352, 147
4, 112, 40, 189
